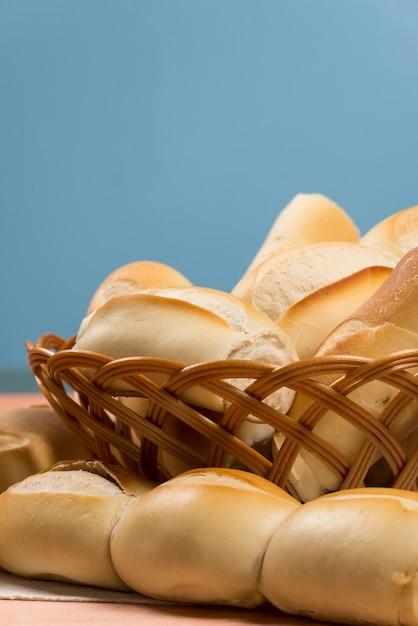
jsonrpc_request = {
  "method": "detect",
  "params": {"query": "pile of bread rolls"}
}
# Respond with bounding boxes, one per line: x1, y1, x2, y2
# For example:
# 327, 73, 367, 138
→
3, 461, 418, 625
1, 192, 418, 625
70, 193, 418, 495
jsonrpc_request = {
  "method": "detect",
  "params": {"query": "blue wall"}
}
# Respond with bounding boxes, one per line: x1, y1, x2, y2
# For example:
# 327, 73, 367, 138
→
2, 0, 418, 368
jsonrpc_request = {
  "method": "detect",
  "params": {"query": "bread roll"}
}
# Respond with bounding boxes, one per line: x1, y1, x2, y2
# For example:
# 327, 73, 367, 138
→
110, 467, 301, 607
74, 288, 298, 415
361, 203, 418, 257
0, 460, 156, 590
260, 487, 418, 626
75, 287, 299, 477
278, 265, 392, 358
0, 405, 90, 493
245, 193, 360, 272
87, 260, 192, 313
286, 247, 418, 500
129, 285, 297, 472
232, 242, 400, 322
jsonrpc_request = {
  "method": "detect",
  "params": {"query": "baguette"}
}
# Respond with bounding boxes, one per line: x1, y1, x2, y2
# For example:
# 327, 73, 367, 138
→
0, 460, 156, 590
110, 467, 300, 607
232, 242, 400, 322
361, 203, 418, 257
74, 288, 298, 476
260, 487, 418, 626
245, 193, 359, 272
87, 260, 192, 313
74, 287, 298, 415
278, 265, 392, 358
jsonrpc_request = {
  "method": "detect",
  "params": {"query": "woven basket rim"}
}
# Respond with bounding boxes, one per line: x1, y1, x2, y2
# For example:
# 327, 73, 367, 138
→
26, 333, 418, 501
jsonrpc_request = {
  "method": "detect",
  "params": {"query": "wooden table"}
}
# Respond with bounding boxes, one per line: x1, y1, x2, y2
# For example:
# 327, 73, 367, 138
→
0, 393, 321, 626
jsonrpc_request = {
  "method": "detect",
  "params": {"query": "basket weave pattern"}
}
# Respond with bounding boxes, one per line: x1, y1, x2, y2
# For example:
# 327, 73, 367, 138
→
27, 334, 418, 500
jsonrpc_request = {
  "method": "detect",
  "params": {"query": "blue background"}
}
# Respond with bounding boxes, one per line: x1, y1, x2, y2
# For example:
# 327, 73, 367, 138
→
1, 0, 418, 383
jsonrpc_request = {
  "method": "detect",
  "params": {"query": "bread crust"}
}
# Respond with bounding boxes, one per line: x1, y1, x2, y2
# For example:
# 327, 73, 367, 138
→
110, 467, 300, 607
278, 265, 392, 358
245, 193, 360, 272
326, 245, 418, 336
74, 289, 298, 414
87, 260, 192, 313
232, 242, 400, 322
0, 460, 156, 590
361, 204, 418, 256
74, 288, 299, 477
260, 487, 418, 626
0, 405, 90, 493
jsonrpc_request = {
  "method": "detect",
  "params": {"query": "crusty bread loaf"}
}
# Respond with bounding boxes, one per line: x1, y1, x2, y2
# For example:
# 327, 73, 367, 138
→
0, 405, 90, 493
87, 260, 192, 313
135, 285, 299, 472
260, 487, 418, 626
232, 242, 400, 322
320, 245, 418, 340
245, 193, 360, 272
361, 203, 418, 257
74, 288, 298, 415
286, 247, 418, 500
74, 287, 299, 477
110, 467, 300, 607
0, 460, 156, 590
278, 265, 392, 358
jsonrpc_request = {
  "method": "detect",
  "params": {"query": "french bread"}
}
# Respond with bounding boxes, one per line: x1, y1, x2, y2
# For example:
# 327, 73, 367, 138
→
0, 405, 90, 493
74, 288, 298, 415
260, 487, 418, 626
135, 285, 300, 473
232, 242, 400, 322
286, 246, 418, 500
278, 265, 392, 358
0, 460, 156, 590
74, 287, 298, 476
110, 467, 301, 607
361, 203, 418, 257
87, 260, 192, 313
245, 193, 360, 272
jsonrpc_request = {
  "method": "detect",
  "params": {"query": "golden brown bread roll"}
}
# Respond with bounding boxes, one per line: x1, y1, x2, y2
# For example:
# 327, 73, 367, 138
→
74, 287, 299, 477
245, 193, 360, 272
361, 203, 418, 257
110, 467, 301, 607
0, 405, 90, 493
260, 487, 418, 626
74, 287, 298, 415
87, 260, 192, 313
278, 265, 392, 358
232, 242, 400, 323
0, 460, 156, 590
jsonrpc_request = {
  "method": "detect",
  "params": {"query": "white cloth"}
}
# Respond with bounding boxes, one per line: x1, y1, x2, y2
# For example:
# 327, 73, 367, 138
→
0, 569, 170, 604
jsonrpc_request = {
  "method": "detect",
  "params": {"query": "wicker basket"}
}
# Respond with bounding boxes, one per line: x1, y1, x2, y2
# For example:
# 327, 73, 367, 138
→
26, 333, 418, 501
